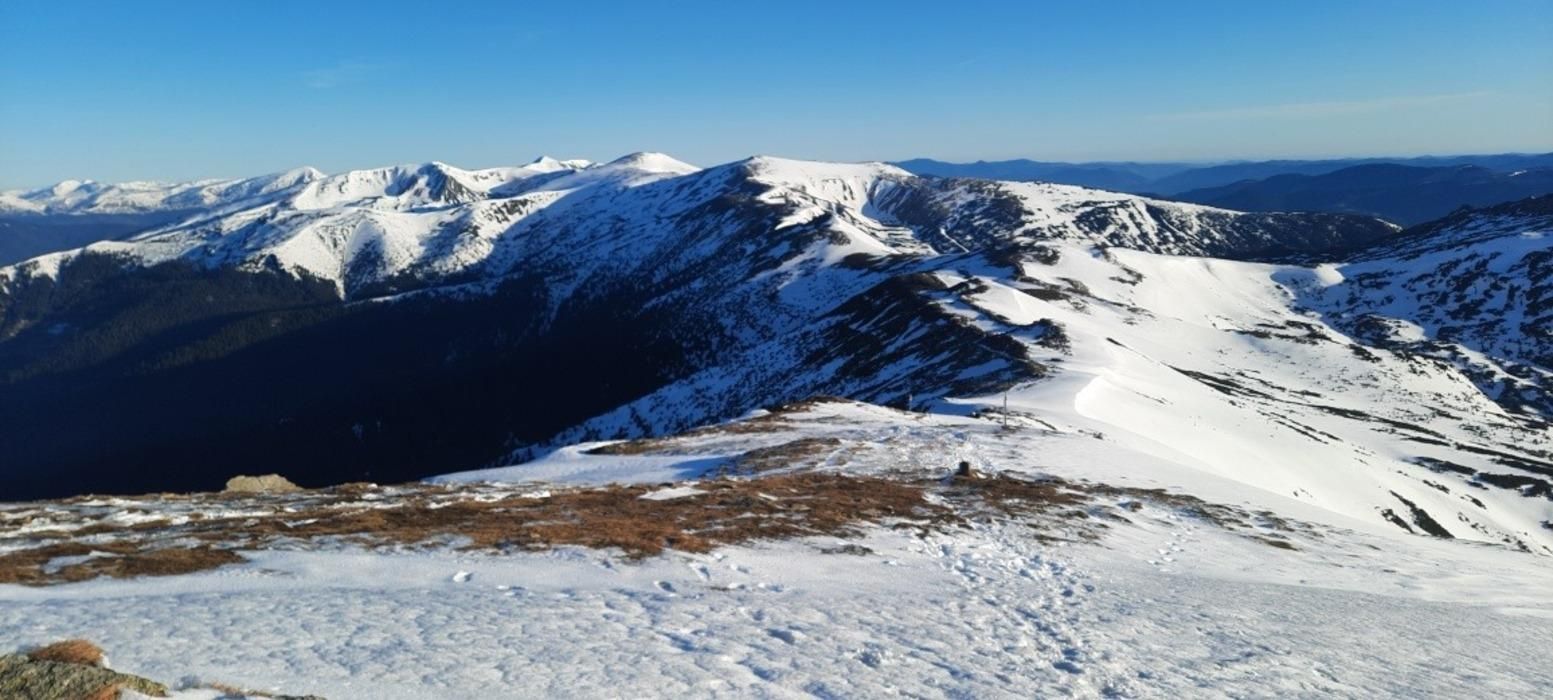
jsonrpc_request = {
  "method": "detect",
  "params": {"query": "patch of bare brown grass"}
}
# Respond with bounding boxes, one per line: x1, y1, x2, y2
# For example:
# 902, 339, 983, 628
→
930, 474, 1099, 541
729, 437, 843, 474
1, 466, 1315, 586
0, 473, 959, 583
216, 473, 953, 558
0, 541, 245, 586
82, 684, 125, 700
25, 639, 103, 666
583, 439, 678, 455
942, 474, 1089, 514
1086, 484, 1266, 530
584, 397, 856, 455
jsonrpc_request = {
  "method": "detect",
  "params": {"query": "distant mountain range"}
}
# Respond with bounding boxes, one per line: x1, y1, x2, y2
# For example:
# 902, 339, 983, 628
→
895, 153, 1553, 194
1170, 163, 1553, 226
895, 153, 1553, 224
6, 153, 1549, 266
888, 159, 1184, 194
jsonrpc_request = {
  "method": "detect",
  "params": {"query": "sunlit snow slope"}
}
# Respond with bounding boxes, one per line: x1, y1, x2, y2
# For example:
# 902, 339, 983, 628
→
0, 158, 1548, 552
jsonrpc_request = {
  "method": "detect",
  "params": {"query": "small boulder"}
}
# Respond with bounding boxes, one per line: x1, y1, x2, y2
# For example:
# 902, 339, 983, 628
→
0, 653, 168, 700
223, 473, 302, 494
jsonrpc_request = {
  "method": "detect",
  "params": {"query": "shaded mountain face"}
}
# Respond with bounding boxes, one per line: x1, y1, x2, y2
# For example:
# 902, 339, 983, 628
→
0, 213, 186, 266
1172, 164, 1553, 225
0, 158, 1550, 555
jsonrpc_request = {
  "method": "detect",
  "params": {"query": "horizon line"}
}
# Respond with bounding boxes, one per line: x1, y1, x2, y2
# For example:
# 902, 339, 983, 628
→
6, 147, 1553, 191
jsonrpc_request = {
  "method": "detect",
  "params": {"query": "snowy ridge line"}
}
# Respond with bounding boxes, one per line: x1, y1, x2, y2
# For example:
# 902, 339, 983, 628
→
1, 152, 1391, 299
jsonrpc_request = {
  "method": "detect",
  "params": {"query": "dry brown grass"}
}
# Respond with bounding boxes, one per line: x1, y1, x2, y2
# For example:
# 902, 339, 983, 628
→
585, 397, 853, 455
929, 474, 1100, 541
729, 437, 843, 474
0, 542, 245, 586
1084, 483, 1295, 532
0, 474, 957, 584
219, 473, 953, 558
0, 542, 130, 585
581, 439, 671, 455
97, 546, 247, 579
0, 464, 1312, 586
942, 473, 1089, 514
25, 639, 103, 666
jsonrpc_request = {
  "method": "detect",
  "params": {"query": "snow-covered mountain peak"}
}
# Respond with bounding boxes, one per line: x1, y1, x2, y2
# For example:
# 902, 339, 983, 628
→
267, 166, 325, 186
288, 165, 426, 210
285, 160, 567, 211
19, 179, 107, 209
527, 155, 594, 172
42, 179, 99, 197
524, 152, 699, 193
724, 156, 919, 238
601, 151, 700, 174
739, 155, 911, 181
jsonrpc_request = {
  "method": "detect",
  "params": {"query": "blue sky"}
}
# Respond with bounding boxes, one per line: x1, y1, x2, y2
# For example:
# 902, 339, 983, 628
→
1, 0, 1550, 187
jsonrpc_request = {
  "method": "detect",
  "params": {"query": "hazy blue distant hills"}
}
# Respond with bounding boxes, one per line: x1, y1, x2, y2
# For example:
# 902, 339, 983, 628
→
895, 153, 1553, 196
1170, 164, 1553, 225
894, 153, 1553, 224
891, 159, 1193, 193
1149, 154, 1553, 194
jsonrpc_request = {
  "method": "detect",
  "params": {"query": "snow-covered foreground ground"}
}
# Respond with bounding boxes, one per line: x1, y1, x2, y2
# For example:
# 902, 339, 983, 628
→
4, 403, 1552, 698
4, 512, 1551, 698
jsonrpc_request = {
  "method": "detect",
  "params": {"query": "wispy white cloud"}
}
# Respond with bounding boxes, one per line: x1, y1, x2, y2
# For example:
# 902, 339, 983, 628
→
301, 61, 380, 89
1149, 91, 1495, 121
